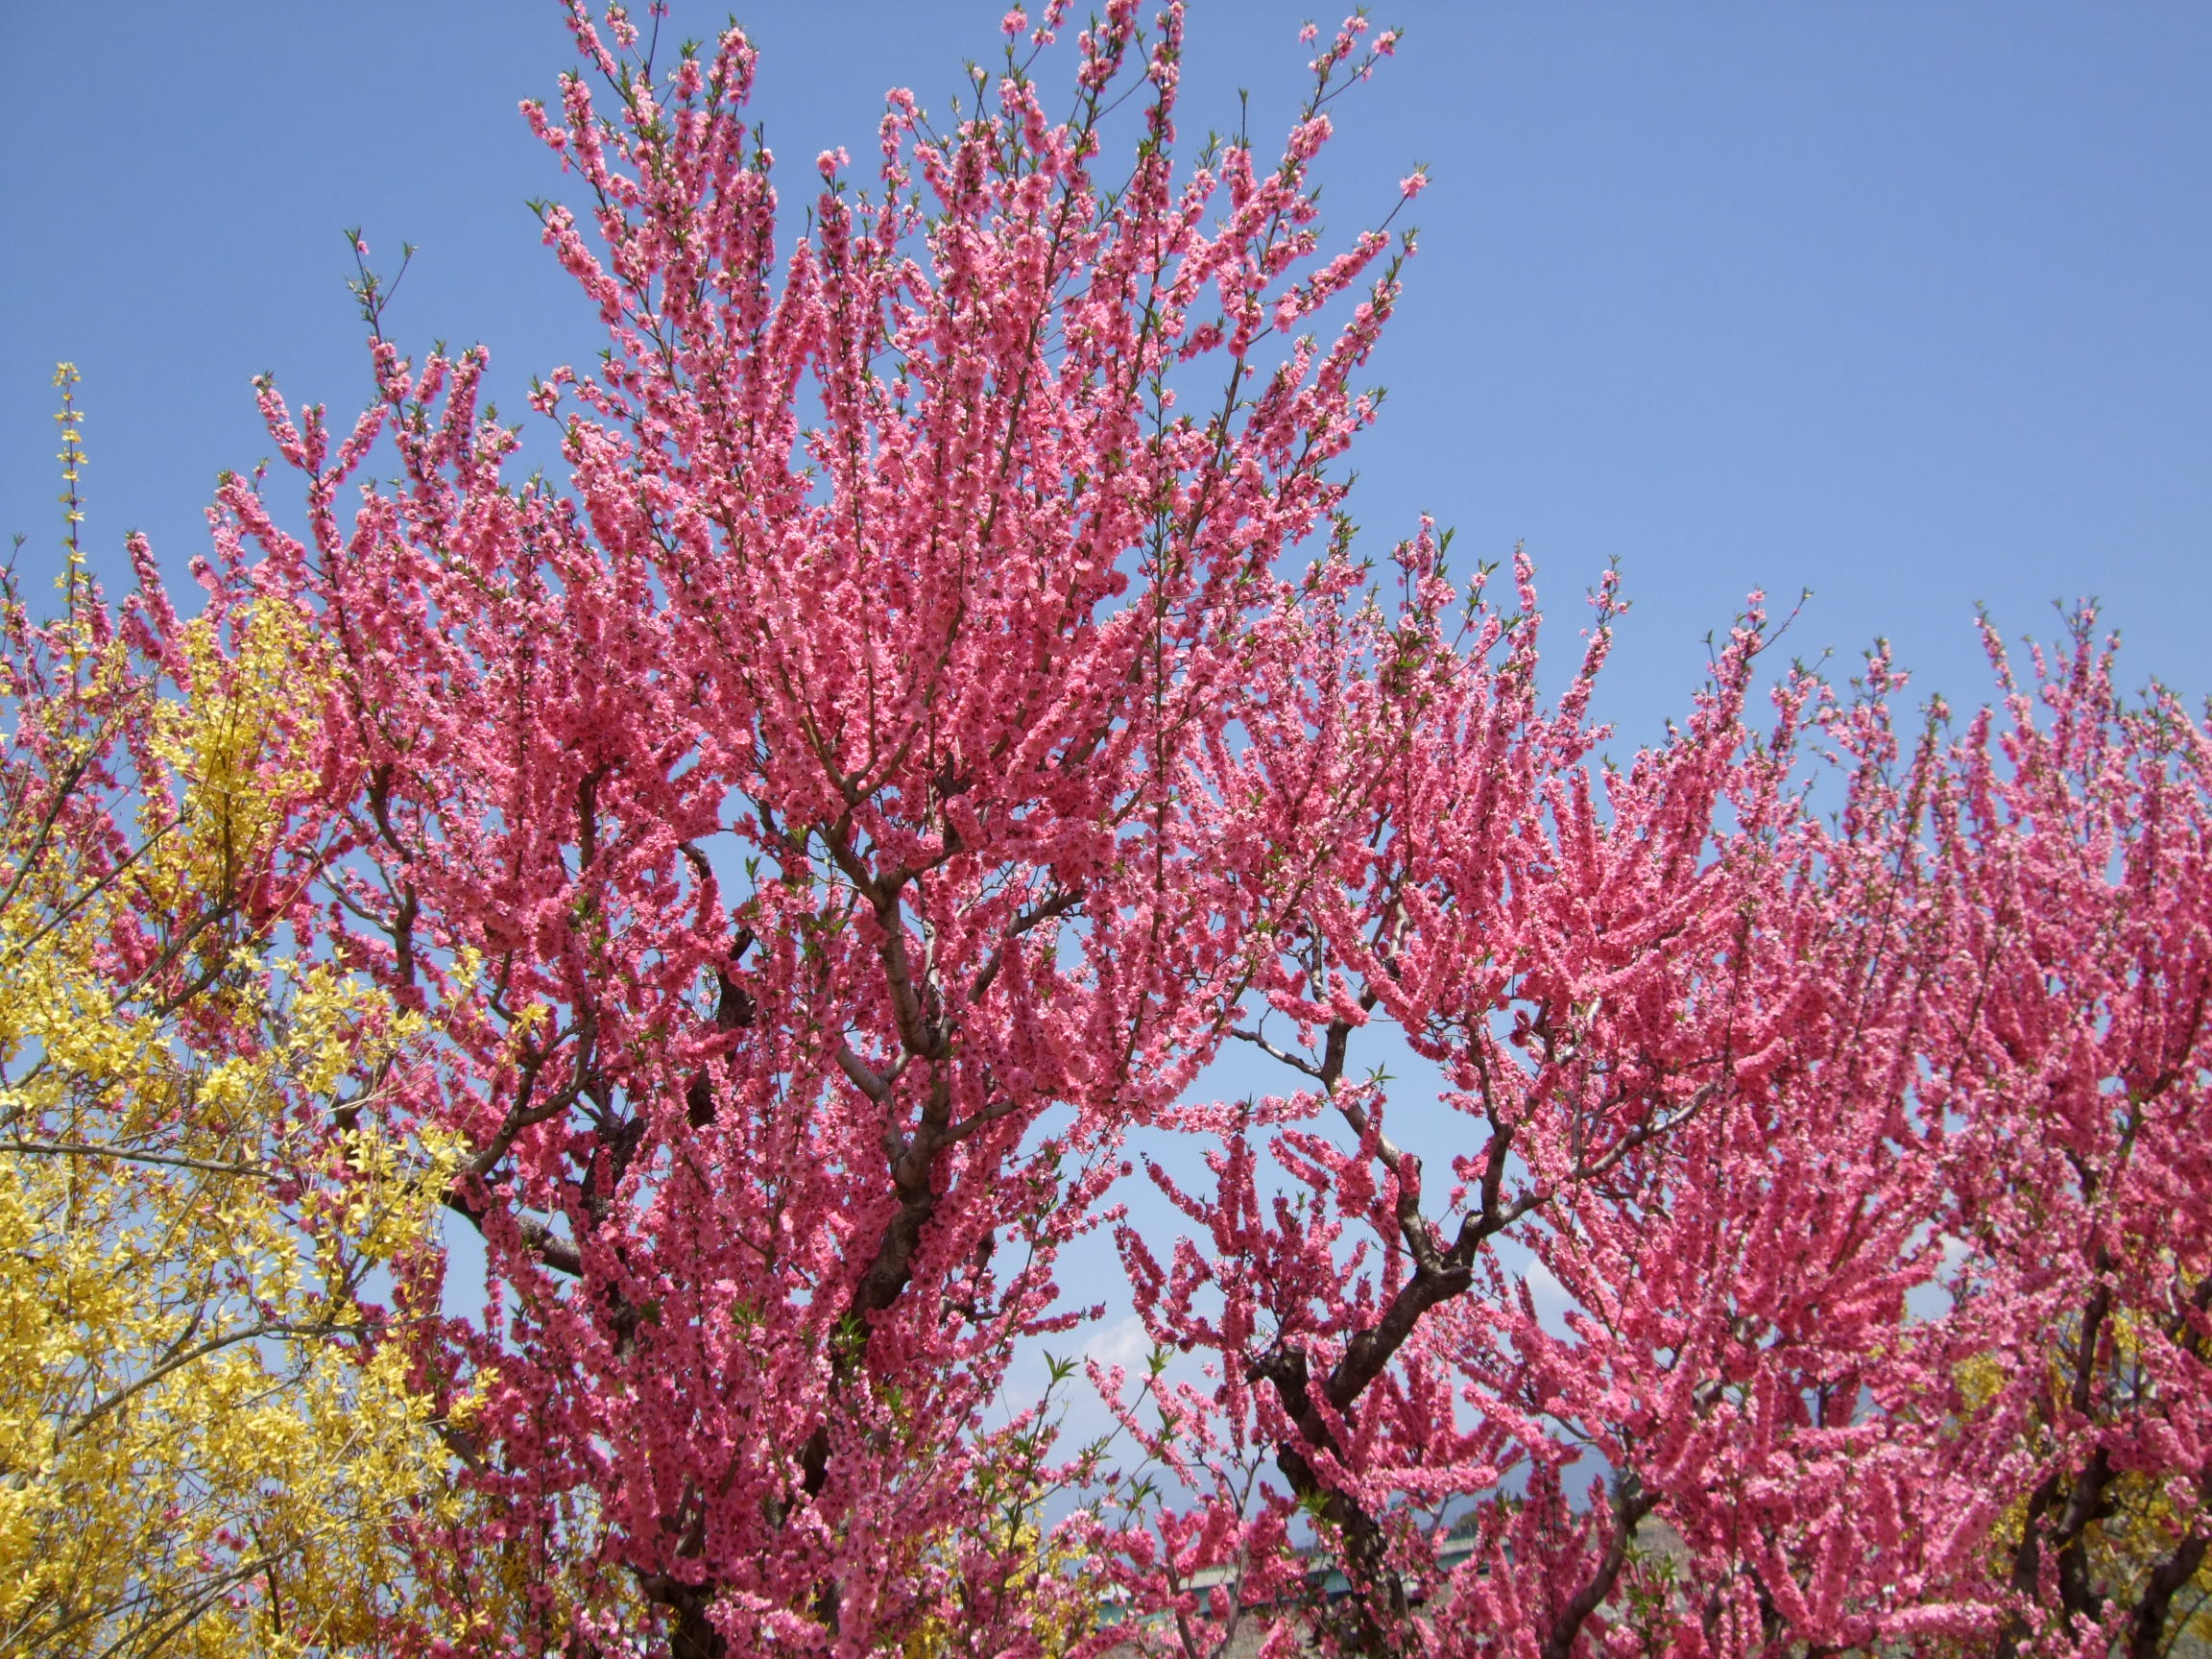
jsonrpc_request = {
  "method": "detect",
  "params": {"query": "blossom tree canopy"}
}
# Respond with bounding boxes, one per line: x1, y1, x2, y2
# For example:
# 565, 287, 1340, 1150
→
20, 2, 2208, 1656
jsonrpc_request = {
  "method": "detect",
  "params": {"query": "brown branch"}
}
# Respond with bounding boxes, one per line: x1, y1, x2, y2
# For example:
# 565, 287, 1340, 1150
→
1541, 1473, 1661, 1659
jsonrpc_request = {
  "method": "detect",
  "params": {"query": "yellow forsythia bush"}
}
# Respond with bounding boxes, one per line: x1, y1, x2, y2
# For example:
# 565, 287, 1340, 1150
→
0, 367, 459, 1658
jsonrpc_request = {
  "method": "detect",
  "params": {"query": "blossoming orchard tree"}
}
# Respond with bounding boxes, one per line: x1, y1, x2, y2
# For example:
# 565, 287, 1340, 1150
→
182, 1, 2210, 1654
230, 6, 1436, 1648
1087, 606, 2212, 1659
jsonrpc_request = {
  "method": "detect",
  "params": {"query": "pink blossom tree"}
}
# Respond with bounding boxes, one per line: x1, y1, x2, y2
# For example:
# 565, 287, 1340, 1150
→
217, 3, 1436, 1650
186, 2, 2212, 1654
1086, 602, 2212, 1659
1910, 618, 2212, 1659
1080, 560, 1959, 1655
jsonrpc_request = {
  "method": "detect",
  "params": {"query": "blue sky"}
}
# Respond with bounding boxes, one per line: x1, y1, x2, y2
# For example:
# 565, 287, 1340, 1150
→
5, 2, 2207, 733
